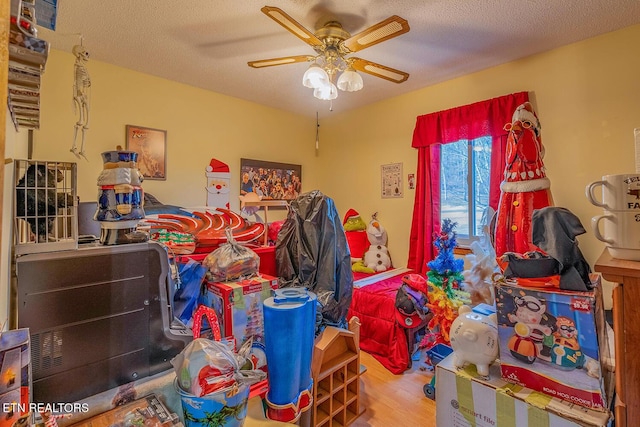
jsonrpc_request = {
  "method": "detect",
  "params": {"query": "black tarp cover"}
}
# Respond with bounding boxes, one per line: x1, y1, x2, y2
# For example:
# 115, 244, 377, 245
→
276, 190, 353, 332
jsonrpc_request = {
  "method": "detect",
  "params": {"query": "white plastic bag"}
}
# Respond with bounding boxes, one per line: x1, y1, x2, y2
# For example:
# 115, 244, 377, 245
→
171, 338, 239, 397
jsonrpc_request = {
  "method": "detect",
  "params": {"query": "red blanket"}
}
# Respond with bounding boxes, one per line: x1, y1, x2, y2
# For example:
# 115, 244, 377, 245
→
347, 271, 410, 374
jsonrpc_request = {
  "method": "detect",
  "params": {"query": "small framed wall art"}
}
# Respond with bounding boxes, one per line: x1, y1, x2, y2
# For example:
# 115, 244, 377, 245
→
126, 125, 167, 180
381, 162, 403, 198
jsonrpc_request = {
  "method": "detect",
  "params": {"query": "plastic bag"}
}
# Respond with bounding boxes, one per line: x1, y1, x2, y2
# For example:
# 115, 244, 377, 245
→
171, 338, 239, 397
151, 229, 196, 254
276, 190, 353, 333
171, 307, 266, 397
203, 228, 260, 282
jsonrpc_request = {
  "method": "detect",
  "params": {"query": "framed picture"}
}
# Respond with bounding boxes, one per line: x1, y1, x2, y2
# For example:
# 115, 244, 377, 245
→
408, 173, 415, 190
126, 125, 167, 180
381, 162, 403, 198
240, 158, 302, 200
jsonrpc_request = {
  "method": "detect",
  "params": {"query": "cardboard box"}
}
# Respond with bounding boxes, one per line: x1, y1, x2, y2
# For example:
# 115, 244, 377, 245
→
435, 354, 611, 427
495, 275, 611, 411
199, 274, 278, 350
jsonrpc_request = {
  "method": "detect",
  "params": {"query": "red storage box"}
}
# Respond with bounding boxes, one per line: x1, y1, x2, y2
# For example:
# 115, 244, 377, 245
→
177, 245, 277, 277
199, 274, 278, 352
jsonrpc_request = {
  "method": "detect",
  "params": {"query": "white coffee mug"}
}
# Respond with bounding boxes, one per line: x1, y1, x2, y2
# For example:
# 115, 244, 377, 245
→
586, 174, 640, 211
592, 211, 640, 260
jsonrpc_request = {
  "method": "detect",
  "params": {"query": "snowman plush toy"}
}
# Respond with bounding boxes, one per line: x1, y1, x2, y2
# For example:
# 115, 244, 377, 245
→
363, 212, 392, 272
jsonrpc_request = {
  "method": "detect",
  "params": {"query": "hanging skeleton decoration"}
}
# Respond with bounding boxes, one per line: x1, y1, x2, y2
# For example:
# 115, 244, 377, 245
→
70, 43, 91, 159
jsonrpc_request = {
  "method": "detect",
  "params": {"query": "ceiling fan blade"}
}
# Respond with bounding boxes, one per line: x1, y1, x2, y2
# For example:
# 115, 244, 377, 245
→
248, 55, 315, 68
350, 58, 409, 83
343, 16, 410, 53
261, 6, 323, 48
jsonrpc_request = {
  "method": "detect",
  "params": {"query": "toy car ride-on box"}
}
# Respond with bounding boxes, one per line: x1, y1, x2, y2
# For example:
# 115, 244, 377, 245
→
199, 274, 278, 351
495, 275, 611, 411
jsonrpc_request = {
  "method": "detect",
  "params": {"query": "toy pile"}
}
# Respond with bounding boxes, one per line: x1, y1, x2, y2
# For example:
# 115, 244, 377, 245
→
171, 306, 266, 427
141, 208, 265, 252
351, 212, 392, 273
432, 101, 612, 417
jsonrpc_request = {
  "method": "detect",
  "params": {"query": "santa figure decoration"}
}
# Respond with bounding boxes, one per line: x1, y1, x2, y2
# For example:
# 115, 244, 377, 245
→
494, 102, 553, 257
205, 158, 231, 209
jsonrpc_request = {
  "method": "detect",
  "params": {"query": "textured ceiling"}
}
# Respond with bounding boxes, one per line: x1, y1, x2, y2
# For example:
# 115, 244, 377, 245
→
36, 0, 640, 119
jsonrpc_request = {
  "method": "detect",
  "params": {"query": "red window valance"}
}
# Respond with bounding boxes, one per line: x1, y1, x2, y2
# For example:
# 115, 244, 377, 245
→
412, 91, 529, 148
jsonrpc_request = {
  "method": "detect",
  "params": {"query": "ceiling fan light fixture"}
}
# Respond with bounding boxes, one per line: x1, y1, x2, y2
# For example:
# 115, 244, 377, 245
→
314, 82, 338, 100
302, 64, 330, 89
337, 69, 363, 92
250, 7, 411, 104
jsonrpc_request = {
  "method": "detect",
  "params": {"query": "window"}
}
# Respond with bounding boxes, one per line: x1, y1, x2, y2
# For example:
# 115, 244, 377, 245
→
408, 91, 528, 274
440, 137, 492, 246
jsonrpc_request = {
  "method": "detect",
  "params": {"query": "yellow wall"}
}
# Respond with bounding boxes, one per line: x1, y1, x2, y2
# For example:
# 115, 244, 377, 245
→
319, 24, 640, 306
6, 24, 640, 322
33, 51, 318, 209
2, 117, 28, 325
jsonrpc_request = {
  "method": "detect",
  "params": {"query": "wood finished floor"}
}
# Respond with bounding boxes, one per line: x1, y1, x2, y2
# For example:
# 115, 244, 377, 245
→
352, 350, 436, 427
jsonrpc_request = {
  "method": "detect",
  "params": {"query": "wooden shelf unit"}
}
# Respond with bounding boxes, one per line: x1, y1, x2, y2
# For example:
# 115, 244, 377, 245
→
243, 199, 288, 245
594, 249, 640, 427
311, 318, 362, 427
8, 0, 49, 130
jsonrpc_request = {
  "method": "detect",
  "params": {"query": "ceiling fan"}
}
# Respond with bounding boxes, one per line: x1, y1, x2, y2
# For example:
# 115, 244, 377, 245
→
248, 6, 410, 100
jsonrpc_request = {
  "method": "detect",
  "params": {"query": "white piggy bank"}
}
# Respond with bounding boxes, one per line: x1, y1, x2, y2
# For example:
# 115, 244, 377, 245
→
450, 305, 499, 377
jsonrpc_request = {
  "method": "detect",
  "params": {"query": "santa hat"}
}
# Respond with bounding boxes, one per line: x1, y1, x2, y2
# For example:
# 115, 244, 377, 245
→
343, 208, 361, 225
501, 101, 550, 192
512, 102, 540, 137
206, 158, 230, 173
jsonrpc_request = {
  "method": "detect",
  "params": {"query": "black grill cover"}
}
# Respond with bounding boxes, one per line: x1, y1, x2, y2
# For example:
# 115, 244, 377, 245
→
276, 190, 353, 333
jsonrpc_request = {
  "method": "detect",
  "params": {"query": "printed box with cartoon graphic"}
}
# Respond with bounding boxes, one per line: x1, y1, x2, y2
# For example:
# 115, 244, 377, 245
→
199, 274, 278, 352
0, 329, 30, 427
495, 275, 611, 411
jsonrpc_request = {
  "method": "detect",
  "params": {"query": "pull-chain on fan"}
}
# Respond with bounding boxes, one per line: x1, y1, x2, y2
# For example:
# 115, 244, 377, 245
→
248, 6, 410, 100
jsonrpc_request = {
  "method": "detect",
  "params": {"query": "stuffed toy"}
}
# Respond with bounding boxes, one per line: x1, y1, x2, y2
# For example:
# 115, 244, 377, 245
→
15, 164, 74, 242
343, 208, 369, 263
268, 220, 284, 245
239, 191, 264, 222
363, 212, 392, 272
462, 207, 498, 305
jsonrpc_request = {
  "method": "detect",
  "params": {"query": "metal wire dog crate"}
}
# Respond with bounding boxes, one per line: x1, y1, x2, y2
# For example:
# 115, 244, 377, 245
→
13, 159, 78, 255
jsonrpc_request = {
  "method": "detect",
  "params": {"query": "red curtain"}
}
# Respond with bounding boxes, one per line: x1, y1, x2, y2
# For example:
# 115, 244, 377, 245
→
407, 91, 529, 273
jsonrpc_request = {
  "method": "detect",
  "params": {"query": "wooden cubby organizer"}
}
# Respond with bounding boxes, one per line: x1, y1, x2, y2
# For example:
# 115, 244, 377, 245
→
311, 318, 363, 427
